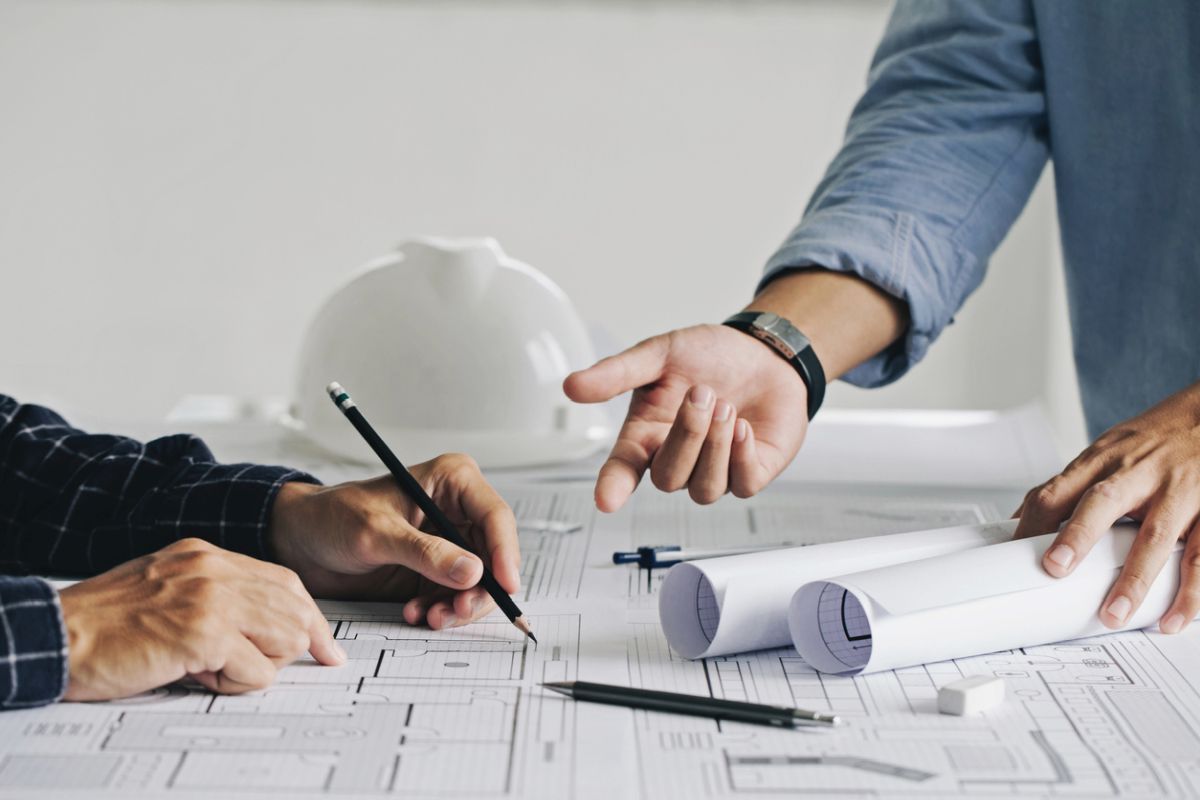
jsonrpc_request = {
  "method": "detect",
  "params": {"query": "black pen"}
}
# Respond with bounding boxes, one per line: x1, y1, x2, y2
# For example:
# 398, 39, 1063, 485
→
326, 382, 536, 645
542, 681, 840, 728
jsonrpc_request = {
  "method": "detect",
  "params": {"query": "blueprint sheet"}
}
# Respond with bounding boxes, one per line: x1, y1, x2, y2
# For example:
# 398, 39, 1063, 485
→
5, 480, 1200, 798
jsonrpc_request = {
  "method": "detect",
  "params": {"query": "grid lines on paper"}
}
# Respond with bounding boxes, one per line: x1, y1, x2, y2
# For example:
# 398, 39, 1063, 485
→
696, 577, 720, 643
817, 583, 872, 671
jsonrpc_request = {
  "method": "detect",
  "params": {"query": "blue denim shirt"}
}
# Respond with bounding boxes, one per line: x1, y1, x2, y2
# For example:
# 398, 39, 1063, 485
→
765, 1, 1200, 439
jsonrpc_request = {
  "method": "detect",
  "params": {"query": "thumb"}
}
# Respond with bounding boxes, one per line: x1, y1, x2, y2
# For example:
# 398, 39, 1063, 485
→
379, 525, 484, 590
564, 335, 670, 403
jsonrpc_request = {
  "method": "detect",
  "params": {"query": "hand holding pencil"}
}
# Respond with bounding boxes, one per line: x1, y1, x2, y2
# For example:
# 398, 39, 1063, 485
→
268, 395, 523, 633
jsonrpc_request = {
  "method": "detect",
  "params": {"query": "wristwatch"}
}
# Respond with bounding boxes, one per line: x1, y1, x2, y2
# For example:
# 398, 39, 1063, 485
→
723, 311, 826, 420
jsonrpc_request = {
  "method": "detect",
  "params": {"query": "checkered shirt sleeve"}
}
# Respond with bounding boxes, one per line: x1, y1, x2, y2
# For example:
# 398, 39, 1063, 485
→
0, 394, 319, 708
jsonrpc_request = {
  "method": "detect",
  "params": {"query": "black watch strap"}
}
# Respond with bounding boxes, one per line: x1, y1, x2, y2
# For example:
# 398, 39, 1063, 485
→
723, 311, 826, 420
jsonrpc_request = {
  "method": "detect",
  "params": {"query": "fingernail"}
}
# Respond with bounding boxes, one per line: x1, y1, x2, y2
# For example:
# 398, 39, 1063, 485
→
1161, 613, 1186, 634
1105, 595, 1132, 624
1045, 544, 1074, 571
440, 613, 458, 628
334, 642, 348, 662
734, 420, 748, 443
449, 556, 477, 585
689, 385, 714, 409
714, 401, 732, 422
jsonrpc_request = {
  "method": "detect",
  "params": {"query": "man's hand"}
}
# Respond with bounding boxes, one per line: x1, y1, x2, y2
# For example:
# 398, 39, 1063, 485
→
1014, 382, 1200, 633
58, 538, 344, 702
564, 324, 808, 511
268, 454, 520, 631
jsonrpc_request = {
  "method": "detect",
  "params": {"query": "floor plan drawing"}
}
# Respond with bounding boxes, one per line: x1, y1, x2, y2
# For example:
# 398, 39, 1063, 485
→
7, 480, 1200, 798
627, 620, 1200, 799
0, 610, 580, 798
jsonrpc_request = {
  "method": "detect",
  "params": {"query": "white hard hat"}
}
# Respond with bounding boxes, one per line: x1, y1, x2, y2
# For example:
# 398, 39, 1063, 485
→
286, 237, 610, 469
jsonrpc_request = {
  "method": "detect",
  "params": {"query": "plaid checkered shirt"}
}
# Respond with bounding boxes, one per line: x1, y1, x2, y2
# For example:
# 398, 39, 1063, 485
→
0, 394, 317, 709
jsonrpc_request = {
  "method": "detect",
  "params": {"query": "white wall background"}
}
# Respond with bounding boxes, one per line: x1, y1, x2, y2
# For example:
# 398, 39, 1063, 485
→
0, 0, 1086, 452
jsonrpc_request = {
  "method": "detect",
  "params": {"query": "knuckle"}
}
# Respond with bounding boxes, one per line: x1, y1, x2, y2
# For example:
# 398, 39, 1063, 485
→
1140, 524, 1178, 549
679, 414, 709, 438
1116, 453, 1141, 472
1058, 521, 1094, 543
414, 534, 445, 571
436, 453, 479, 482
169, 537, 214, 554
176, 547, 223, 575
482, 504, 516, 535
1089, 480, 1122, 501
286, 571, 307, 594
273, 564, 304, 591
1030, 482, 1062, 511
1120, 571, 1152, 598
182, 574, 221, 604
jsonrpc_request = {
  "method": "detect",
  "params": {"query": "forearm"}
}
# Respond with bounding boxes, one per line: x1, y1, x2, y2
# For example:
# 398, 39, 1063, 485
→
747, 269, 908, 380
761, 1, 1047, 388
0, 394, 318, 575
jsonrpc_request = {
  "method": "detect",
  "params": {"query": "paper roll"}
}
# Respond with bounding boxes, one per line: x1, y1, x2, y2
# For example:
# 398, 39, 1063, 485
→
658, 520, 1017, 659
788, 523, 1170, 675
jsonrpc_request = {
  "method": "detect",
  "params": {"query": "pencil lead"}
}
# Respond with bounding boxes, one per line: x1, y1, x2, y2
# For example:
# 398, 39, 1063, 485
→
513, 615, 537, 646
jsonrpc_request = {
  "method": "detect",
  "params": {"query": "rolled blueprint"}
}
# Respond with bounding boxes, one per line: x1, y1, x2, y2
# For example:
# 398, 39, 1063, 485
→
658, 520, 1017, 659
789, 522, 1168, 675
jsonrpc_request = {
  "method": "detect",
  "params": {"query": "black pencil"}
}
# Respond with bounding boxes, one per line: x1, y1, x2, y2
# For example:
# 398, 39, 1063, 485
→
542, 681, 840, 728
326, 382, 536, 645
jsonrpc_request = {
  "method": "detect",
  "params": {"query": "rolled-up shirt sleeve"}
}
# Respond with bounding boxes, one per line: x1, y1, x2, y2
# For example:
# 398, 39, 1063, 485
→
763, 0, 1049, 386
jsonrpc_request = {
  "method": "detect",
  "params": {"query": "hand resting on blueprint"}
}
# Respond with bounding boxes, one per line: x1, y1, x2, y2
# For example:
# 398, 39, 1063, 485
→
58, 538, 345, 701
1014, 381, 1200, 634
268, 453, 521, 631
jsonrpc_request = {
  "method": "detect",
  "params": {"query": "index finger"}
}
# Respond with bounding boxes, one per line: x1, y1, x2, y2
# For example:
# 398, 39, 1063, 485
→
453, 472, 521, 595
563, 336, 669, 404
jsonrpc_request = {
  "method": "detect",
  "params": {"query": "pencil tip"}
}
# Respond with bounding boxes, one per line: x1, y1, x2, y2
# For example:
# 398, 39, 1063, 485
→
513, 615, 537, 646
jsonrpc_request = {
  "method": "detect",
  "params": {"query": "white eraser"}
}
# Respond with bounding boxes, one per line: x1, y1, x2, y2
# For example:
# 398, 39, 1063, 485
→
937, 675, 1005, 716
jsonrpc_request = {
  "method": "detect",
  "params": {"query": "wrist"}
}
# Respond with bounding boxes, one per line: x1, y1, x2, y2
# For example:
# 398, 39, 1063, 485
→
57, 587, 92, 699
268, 481, 323, 567
746, 268, 908, 380
723, 312, 824, 420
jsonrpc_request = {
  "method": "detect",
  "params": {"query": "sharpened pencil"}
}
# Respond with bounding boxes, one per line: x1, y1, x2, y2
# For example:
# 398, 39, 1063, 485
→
542, 681, 840, 728
326, 382, 536, 646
